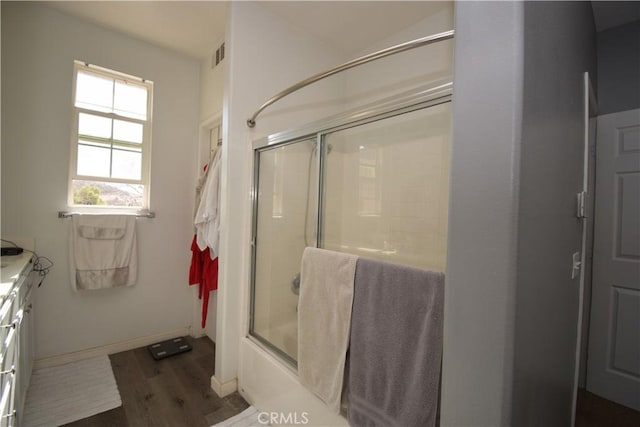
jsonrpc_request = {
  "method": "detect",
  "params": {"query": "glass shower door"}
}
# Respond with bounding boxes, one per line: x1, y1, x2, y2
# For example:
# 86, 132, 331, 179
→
250, 139, 318, 363
249, 98, 452, 366
322, 103, 451, 272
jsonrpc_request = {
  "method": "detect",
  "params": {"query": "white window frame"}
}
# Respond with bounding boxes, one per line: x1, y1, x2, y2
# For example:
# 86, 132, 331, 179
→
68, 61, 153, 211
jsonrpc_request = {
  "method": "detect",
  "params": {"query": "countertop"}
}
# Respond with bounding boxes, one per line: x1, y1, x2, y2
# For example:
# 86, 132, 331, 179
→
0, 251, 34, 300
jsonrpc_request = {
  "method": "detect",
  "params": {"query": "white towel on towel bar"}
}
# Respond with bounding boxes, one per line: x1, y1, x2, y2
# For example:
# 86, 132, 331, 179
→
69, 214, 137, 290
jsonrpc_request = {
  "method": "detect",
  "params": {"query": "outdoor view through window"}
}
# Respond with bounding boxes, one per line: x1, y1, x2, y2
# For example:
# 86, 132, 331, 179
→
70, 62, 152, 209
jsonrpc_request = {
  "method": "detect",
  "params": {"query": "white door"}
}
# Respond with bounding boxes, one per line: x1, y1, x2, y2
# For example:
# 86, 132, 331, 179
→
586, 108, 640, 411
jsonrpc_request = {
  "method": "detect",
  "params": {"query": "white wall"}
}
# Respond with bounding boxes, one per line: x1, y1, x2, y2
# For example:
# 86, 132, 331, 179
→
216, 0, 346, 421
193, 42, 227, 343
344, 7, 454, 109
1, 2, 200, 359
200, 48, 226, 124
443, 2, 524, 425
444, 2, 597, 425
513, 2, 596, 425
597, 21, 640, 115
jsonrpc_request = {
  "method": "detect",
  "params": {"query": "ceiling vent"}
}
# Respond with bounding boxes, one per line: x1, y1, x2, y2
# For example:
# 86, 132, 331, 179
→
212, 42, 225, 69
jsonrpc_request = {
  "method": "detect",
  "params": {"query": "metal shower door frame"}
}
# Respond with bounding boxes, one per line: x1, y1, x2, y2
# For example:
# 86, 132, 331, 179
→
248, 82, 453, 366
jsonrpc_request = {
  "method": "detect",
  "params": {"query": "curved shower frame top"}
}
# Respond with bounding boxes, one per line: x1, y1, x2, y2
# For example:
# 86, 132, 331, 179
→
246, 29, 455, 128
252, 81, 454, 151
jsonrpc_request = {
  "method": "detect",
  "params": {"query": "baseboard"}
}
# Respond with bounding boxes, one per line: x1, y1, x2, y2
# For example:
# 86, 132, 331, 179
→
211, 374, 237, 397
34, 327, 190, 370
190, 328, 207, 339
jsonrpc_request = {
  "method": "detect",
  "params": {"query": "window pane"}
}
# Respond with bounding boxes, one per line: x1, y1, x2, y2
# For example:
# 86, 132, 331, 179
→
75, 71, 113, 113
112, 148, 141, 180
114, 81, 147, 120
78, 113, 112, 139
73, 179, 143, 207
252, 139, 318, 362
113, 120, 143, 144
77, 144, 110, 177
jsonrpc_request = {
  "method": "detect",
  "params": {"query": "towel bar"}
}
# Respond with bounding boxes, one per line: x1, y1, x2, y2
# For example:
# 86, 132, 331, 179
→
58, 210, 155, 219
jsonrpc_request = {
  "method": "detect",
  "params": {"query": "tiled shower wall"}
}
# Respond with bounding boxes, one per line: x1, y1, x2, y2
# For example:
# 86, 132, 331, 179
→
324, 103, 451, 272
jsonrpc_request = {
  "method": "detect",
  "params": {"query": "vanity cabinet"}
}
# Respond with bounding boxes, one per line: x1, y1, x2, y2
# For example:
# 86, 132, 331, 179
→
0, 255, 36, 427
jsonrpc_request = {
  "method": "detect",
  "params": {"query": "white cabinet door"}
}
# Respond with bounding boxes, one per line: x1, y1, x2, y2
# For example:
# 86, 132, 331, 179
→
17, 277, 35, 420
587, 109, 640, 411
0, 288, 19, 427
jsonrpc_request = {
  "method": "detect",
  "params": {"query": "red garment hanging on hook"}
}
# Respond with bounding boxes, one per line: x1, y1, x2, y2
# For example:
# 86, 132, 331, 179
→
189, 235, 203, 292
189, 234, 218, 327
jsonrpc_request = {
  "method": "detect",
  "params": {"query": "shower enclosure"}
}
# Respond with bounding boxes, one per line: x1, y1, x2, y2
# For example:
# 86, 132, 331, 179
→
250, 84, 452, 365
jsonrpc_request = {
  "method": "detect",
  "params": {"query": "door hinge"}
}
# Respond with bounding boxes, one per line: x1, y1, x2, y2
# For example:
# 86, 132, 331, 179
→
576, 191, 587, 219
572, 251, 582, 279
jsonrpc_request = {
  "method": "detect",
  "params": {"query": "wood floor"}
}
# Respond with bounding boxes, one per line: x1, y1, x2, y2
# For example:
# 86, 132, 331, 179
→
58, 337, 640, 427
64, 336, 248, 427
575, 388, 640, 427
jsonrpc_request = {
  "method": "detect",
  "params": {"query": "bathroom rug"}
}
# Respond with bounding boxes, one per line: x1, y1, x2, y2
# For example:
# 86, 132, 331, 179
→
22, 355, 121, 426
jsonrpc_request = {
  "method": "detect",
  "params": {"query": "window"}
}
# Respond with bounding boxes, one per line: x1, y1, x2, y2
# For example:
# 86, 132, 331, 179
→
69, 61, 153, 209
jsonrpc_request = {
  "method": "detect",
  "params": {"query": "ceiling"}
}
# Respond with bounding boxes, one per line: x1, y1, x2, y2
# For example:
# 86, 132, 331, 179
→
258, 1, 451, 56
44, 1, 639, 60
45, 1, 451, 60
591, 1, 640, 32
46, 1, 228, 59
